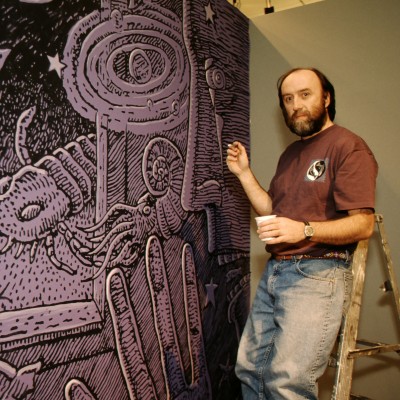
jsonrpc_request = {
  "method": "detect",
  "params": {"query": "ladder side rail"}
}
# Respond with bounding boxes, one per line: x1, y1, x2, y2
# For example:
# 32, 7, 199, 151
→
331, 239, 369, 400
375, 214, 400, 319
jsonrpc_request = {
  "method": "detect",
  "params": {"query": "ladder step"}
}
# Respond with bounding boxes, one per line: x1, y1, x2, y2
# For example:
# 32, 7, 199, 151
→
350, 394, 375, 400
348, 343, 400, 358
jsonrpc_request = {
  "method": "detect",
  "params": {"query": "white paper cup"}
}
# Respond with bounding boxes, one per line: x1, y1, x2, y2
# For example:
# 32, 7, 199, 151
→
255, 215, 276, 241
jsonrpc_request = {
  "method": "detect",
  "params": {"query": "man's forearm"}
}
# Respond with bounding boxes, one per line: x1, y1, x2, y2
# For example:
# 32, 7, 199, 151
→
309, 211, 375, 245
237, 169, 273, 216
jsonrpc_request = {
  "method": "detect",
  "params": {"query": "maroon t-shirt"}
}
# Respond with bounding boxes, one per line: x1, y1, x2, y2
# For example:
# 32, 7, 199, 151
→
267, 124, 378, 256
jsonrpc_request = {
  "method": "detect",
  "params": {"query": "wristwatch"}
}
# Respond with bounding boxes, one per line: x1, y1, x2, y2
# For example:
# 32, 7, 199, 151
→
304, 221, 314, 240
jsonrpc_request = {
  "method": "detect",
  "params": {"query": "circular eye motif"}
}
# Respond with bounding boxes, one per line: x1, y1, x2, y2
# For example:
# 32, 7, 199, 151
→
206, 67, 226, 90
152, 156, 168, 185
62, 9, 189, 132
143, 138, 184, 197
129, 49, 152, 84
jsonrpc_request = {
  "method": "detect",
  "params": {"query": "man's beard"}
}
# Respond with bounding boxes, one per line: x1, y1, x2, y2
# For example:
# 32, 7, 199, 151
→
284, 101, 328, 138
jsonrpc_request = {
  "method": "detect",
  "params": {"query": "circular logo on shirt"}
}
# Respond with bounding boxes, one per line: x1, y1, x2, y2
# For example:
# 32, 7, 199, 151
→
306, 160, 326, 181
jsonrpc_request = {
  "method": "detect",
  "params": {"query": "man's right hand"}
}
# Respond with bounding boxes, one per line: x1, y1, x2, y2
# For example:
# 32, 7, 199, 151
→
226, 141, 249, 177
226, 140, 273, 216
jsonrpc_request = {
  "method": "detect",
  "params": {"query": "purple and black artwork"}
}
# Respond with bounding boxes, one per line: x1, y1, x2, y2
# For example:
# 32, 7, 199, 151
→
0, 1, 250, 399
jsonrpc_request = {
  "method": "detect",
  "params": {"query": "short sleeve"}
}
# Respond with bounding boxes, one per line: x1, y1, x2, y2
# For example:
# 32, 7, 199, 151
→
333, 144, 378, 212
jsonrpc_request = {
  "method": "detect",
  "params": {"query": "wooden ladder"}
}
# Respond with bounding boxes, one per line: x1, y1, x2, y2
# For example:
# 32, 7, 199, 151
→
331, 214, 400, 400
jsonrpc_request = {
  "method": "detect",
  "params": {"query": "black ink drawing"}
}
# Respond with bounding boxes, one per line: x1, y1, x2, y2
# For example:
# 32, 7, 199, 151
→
0, 0, 250, 398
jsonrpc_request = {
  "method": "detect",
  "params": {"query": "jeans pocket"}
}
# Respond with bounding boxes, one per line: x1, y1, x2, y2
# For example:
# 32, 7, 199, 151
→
295, 259, 337, 282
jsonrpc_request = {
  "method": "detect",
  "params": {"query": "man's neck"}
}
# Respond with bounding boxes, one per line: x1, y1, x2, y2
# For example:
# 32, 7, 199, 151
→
301, 120, 334, 140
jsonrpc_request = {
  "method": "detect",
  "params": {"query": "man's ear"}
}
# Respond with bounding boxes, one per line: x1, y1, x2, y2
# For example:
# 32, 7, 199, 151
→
324, 92, 331, 108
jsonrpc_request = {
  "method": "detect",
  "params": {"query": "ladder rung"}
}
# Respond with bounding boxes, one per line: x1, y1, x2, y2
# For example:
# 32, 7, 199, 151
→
348, 343, 400, 358
350, 394, 375, 400
357, 338, 393, 346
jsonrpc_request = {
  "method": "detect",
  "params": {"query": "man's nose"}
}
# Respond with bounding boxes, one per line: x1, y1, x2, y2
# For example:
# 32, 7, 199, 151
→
292, 96, 303, 110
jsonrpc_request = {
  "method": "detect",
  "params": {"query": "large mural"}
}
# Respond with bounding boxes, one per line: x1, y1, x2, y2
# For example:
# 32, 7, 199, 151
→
0, 0, 250, 399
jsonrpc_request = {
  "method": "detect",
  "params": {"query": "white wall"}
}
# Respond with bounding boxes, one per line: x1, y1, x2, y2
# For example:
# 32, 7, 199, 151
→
249, 0, 400, 398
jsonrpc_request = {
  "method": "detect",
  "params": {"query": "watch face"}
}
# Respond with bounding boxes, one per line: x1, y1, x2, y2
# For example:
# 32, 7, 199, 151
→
305, 225, 314, 237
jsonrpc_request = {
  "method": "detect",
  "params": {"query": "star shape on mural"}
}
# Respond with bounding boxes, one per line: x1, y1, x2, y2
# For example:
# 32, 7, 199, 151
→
218, 354, 235, 389
47, 53, 66, 78
205, 278, 218, 308
205, 2, 216, 24
219, 355, 234, 378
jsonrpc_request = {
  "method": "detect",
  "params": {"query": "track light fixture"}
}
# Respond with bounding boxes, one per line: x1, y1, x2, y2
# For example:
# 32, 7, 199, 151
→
265, 0, 274, 14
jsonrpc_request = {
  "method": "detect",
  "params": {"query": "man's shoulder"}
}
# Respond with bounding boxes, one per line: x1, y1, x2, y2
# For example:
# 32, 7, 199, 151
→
326, 124, 357, 138
325, 124, 370, 148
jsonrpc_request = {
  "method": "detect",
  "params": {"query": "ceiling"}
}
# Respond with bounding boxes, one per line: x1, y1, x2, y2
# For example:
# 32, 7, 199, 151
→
227, 0, 324, 19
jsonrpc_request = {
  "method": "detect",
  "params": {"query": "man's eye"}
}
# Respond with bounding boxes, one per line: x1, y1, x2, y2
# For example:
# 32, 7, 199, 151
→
284, 96, 293, 103
302, 92, 310, 98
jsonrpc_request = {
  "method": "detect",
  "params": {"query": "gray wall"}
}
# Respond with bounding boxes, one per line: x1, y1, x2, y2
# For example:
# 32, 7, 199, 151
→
249, 0, 400, 398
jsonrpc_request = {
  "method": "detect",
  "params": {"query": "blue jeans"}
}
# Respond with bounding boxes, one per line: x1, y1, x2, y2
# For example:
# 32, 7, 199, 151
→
235, 257, 353, 400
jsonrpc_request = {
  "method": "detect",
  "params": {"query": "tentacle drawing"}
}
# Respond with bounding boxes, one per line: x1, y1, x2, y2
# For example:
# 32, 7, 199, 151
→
86, 194, 159, 280
106, 237, 211, 399
2, 108, 188, 277
0, 107, 96, 275
88, 137, 187, 279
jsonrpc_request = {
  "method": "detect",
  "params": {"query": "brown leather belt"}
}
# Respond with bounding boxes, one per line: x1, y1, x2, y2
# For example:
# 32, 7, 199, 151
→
273, 251, 352, 262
